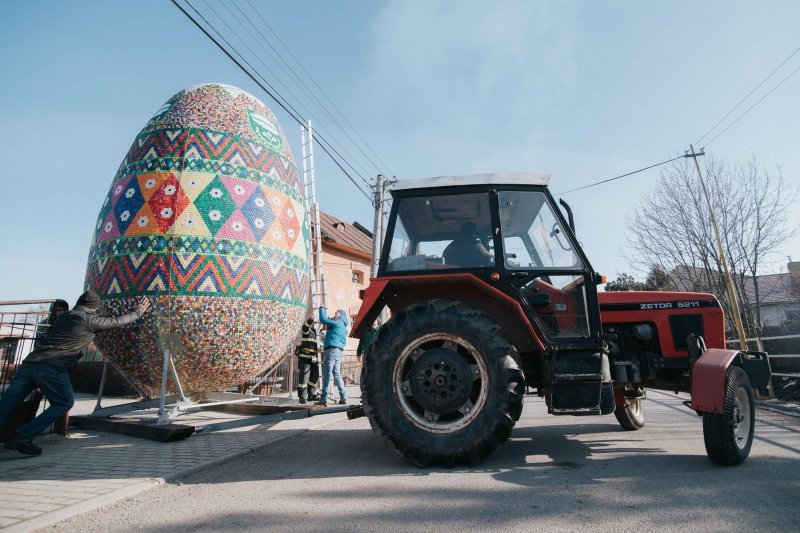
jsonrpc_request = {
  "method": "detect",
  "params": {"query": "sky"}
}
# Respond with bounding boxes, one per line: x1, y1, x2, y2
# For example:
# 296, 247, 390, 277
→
1, 0, 798, 306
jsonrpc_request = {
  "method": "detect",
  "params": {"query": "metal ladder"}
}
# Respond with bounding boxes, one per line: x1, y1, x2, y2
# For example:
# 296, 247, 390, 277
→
301, 120, 327, 316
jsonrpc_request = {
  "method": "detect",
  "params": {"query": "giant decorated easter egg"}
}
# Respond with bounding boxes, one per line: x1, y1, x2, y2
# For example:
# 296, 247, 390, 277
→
85, 83, 309, 397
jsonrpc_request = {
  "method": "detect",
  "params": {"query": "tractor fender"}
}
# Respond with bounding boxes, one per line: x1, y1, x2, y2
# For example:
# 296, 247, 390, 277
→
691, 349, 739, 414
690, 348, 771, 413
351, 273, 546, 353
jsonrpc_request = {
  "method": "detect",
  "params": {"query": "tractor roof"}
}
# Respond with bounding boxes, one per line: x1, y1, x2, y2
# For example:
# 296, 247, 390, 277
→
392, 172, 551, 192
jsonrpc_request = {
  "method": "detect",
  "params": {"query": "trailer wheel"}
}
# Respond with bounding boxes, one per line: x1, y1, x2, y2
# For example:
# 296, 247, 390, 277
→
361, 299, 522, 467
702, 365, 755, 466
614, 393, 645, 431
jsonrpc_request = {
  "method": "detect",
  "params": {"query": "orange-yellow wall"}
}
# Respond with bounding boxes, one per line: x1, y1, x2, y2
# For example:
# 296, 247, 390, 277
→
321, 245, 370, 358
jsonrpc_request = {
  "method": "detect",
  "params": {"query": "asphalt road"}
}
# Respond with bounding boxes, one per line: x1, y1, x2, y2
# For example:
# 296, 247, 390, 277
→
51, 391, 800, 532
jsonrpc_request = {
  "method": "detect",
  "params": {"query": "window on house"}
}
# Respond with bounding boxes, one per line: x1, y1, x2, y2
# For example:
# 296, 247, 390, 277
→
352, 270, 364, 284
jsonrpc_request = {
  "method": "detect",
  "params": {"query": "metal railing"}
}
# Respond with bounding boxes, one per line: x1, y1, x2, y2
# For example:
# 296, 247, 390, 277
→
1, 300, 54, 385
0, 300, 58, 434
726, 333, 800, 401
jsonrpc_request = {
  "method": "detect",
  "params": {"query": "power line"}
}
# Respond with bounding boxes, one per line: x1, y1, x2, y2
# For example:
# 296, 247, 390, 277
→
695, 43, 800, 147
703, 62, 800, 149
200, 0, 374, 188
173, 0, 372, 202
556, 155, 685, 195
560, 46, 800, 197
234, 0, 388, 179
243, 0, 395, 177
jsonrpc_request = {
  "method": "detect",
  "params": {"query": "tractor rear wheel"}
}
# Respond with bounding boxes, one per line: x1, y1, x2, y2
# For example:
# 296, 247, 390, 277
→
702, 365, 754, 466
361, 299, 523, 467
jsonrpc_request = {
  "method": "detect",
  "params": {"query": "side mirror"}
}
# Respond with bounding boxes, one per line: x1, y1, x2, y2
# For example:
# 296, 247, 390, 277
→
528, 292, 552, 308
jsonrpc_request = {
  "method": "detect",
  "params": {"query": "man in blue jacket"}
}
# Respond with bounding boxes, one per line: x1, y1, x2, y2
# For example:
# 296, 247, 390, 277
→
315, 306, 349, 406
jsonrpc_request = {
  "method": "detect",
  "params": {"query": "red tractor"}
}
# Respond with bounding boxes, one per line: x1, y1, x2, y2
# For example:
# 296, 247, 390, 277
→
351, 173, 770, 467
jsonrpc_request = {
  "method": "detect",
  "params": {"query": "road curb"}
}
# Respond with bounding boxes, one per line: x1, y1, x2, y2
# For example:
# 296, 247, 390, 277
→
7, 479, 162, 533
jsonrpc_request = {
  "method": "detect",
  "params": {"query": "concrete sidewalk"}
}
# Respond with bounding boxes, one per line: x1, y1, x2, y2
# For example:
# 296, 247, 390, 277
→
0, 387, 360, 531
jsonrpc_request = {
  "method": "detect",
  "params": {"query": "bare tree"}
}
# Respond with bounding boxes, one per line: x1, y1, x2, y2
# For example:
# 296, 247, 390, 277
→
626, 155, 797, 336
606, 267, 674, 292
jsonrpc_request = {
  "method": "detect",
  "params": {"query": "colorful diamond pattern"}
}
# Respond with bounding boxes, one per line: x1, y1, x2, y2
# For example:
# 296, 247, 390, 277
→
148, 175, 190, 233
97, 210, 121, 242
241, 187, 274, 241
196, 175, 236, 235
113, 177, 145, 235
221, 175, 258, 207
277, 198, 301, 249
216, 209, 256, 242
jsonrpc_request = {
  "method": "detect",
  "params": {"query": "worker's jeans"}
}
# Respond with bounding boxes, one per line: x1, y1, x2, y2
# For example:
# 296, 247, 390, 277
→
0, 362, 74, 439
320, 347, 346, 403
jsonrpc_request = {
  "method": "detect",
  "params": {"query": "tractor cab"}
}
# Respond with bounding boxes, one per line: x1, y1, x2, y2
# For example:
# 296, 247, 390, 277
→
377, 173, 603, 354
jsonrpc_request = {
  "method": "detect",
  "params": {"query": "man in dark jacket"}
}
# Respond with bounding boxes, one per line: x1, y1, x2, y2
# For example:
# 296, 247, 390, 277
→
0, 290, 151, 455
356, 322, 379, 360
295, 317, 321, 404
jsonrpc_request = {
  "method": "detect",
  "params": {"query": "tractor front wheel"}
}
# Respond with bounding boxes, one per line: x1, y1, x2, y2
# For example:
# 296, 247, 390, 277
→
614, 392, 645, 431
361, 299, 523, 467
702, 365, 755, 466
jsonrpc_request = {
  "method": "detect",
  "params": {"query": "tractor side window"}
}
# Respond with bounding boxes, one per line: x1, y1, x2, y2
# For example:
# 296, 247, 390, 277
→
521, 275, 590, 339
385, 193, 493, 272
499, 191, 581, 270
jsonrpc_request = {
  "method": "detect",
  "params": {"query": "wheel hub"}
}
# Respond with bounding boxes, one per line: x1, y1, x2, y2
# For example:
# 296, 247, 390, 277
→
409, 348, 473, 413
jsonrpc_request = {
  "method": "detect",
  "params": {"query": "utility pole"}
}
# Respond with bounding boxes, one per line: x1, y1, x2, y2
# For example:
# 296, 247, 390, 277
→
370, 174, 393, 325
686, 145, 749, 351
370, 174, 386, 279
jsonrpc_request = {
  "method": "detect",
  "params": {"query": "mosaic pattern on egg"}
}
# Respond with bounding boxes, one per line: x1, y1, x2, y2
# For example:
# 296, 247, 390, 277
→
85, 84, 309, 397
95, 296, 304, 397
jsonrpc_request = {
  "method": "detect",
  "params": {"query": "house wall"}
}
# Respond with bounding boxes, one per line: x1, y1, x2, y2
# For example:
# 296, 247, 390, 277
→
760, 305, 786, 327
321, 245, 370, 357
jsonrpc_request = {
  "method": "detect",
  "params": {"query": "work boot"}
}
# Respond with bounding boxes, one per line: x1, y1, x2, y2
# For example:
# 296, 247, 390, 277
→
338, 398, 347, 405
314, 399, 328, 406
4, 434, 42, 456
299, 397, 307, 404
307, 394, 319, 402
